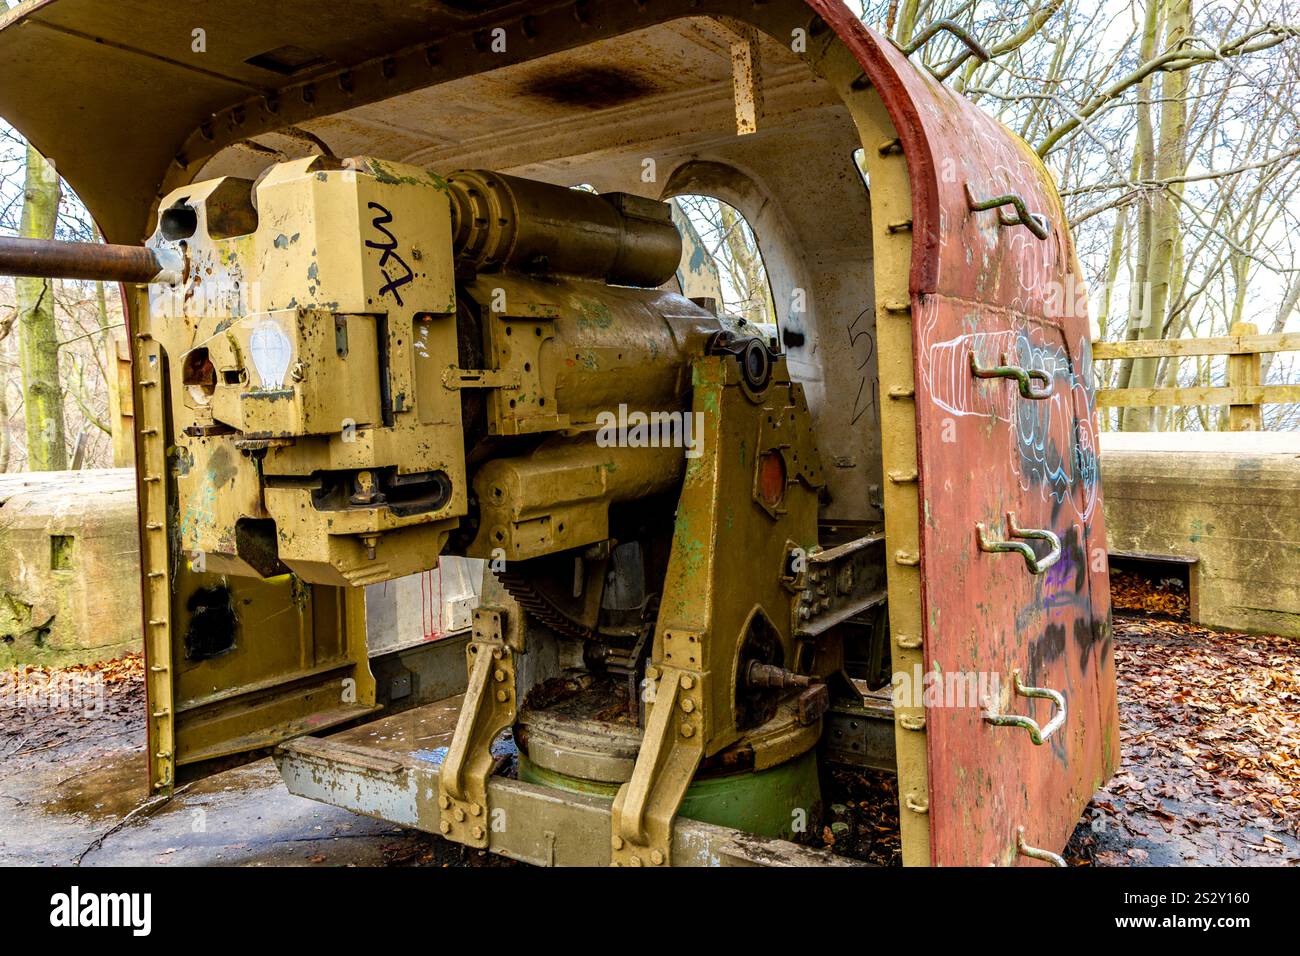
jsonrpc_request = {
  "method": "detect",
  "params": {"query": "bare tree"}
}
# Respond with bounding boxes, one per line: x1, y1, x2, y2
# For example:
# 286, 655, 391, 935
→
860, 0, 1300, 431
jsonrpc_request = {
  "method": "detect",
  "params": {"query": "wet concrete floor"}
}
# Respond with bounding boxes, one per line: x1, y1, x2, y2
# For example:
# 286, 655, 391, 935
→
0, 676, 469, 867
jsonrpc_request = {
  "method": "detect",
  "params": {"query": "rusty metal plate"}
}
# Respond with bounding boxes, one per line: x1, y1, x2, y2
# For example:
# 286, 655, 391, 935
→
815, 7, 1119, 865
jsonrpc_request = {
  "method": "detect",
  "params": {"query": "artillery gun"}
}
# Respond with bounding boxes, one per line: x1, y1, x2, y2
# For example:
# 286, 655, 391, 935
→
0, 0, 1117, 866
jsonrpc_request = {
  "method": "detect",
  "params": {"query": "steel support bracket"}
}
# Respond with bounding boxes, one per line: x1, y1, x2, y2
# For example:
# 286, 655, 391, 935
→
610, 662, 705, 867
436, 606, 515, 849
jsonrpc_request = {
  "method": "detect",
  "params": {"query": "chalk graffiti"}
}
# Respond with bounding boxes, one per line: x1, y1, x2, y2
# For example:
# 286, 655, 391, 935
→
918, 300, 1100, 523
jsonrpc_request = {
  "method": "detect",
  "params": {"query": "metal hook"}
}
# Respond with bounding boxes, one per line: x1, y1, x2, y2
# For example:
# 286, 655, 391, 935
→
984, 669, 1067, 745
964, 184, 1050, 240
1016, 826, 1068, 866
969, 351, 1054, 400
975, 512, 1061, 575
898, 19, 991, 82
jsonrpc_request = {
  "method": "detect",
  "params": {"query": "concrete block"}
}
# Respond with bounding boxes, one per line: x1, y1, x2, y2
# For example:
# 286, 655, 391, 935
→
1101, 435, 1300, 638
0, 470, 141, 666
0, 470, 482, 666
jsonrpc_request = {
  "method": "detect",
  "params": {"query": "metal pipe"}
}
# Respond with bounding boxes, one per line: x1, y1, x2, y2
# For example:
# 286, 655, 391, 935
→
0, 236, 178, 284
446, 170, 682, 288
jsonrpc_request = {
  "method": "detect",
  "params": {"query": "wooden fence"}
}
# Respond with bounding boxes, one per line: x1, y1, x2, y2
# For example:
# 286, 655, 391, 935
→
1093, 322, 1300, 431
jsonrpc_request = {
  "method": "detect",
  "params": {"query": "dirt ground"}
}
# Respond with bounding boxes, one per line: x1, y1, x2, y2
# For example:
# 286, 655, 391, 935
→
1, 572, 1296, 867
1065, 578, 1299, 866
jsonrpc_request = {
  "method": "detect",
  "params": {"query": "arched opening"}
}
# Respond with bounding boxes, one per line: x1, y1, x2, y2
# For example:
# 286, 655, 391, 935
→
670, 194, 776, 341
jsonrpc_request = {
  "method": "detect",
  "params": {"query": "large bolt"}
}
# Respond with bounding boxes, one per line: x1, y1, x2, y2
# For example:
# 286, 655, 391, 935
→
680, 721, 695, 738
472, 826, 485, 840
454, 807, 466, 822
650, 850, 665, 866
612, 835, 624, 850
439, 821, 451, 834
680, 698, 695, 713
438, 794, 451, 809
679, 674, 694, 690
470, 803, 483, 817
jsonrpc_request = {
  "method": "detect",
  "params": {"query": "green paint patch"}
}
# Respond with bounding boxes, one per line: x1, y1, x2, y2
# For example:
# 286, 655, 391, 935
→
289, 574, 311, 612
363, 159, 446, 189
576, 300, 614, 330
683, 457, 705, 483
519, 748, 820, 839
678, 538, 704, 574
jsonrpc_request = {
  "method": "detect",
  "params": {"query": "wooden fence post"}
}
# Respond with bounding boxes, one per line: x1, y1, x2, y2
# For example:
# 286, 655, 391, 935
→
1227, 321, 1262, 431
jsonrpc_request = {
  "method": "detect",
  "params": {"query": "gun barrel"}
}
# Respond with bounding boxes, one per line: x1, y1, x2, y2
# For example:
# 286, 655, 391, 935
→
0, 237, 170, 284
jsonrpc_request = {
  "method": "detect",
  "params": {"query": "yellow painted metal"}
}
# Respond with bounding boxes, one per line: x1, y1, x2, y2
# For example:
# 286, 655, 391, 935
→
468, 439, 684, 562
458, 274, 715, 438
611, 354, 825, 866
810, 40, 932, 865
118, 144, 744, 797
611, 662, 706, 867
134, 331, 175, 793
147, 156, 465, 587
437, 607, 516, 850
446, 170, 682, 288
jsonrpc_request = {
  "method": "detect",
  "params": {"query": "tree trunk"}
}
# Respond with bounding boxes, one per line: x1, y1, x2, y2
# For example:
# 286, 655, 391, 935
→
1122, 0, 1190, 431
894, 0, 920, 45
1115, 0, 1162, 407
16, 143, 67, 470
0, 373, 10, 473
